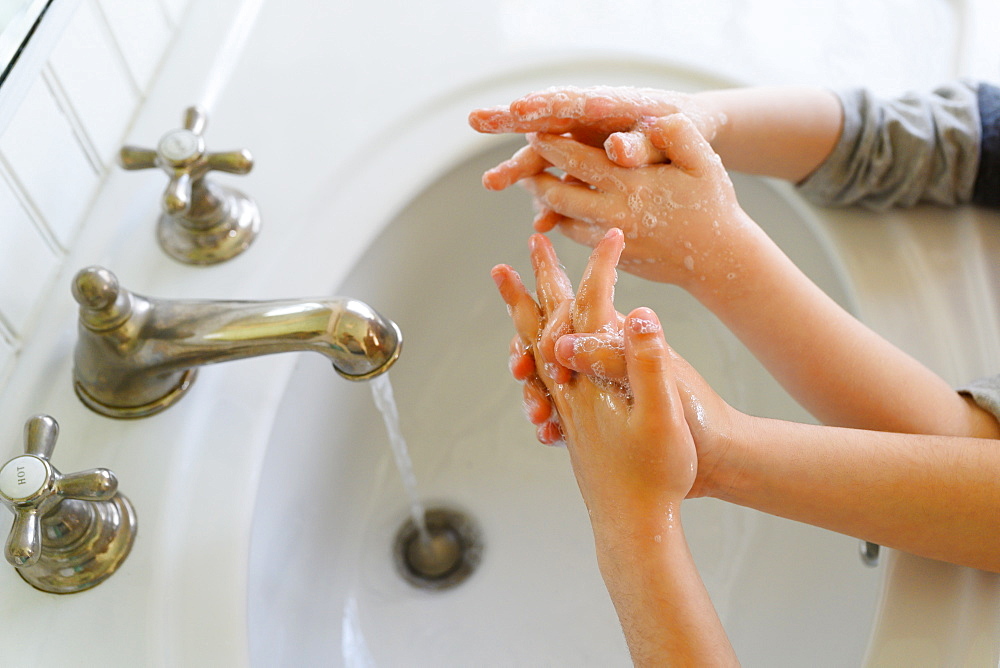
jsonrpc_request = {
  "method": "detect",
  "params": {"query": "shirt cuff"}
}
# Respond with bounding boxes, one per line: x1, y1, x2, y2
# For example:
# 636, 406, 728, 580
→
958, 374, 1000, 425
972, 83, 1000, 207
797, 82, 982, 211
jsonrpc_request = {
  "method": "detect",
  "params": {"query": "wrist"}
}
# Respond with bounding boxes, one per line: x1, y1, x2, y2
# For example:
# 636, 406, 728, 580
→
692, 89, 736, 148
672, 208, 767, 302
962, 395, 1000, 439
692, 409, 757, 502
590, 502, 687, 564
588, 496, 684, 543
688, 90, 727, 144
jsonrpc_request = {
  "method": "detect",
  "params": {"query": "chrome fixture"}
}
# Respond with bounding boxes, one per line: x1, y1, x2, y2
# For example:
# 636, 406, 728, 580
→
0, 415, 136, 594
119, 106, 260, 265
71, 266, 402, 419
859, 540, 881, 568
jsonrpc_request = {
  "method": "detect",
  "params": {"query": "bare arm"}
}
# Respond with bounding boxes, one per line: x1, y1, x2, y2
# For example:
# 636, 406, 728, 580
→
718, 412, 1000, 573
509, 234, 1000, 575
514, 117, 998, 438
469, 85, 844, 185
553, 320, 1000, 573
479, 88, 1000, 573
694, 86, 843, 181
595, 510, 740, 667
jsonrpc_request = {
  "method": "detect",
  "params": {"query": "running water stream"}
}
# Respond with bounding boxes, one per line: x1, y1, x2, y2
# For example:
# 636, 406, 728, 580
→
371, 373, 481, 589
370, 373, 430, 543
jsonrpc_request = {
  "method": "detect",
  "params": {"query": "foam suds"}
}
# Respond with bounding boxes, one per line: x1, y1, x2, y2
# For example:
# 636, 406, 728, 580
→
630, 317, 661, 334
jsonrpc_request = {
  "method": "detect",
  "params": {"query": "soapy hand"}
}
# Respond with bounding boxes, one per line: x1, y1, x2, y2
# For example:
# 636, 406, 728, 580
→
518, 115, 753, 292
493, 230, 625, 444
469, 86, 723, 191
471, 88, 758, 293
494, 229, 735, 500
493, 230, 700, 508
495, 229, 744, 664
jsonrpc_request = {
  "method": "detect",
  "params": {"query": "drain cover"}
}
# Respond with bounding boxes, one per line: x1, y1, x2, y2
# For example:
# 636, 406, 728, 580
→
393, 506, 483, 591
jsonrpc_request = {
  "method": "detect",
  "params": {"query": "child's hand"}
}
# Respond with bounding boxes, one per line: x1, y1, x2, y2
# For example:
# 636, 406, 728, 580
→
469, 86, 722, 187
495, 228, 742, 664
470, 86, 720, 139
493, 230, 700, 509
494, 229, 736, 500
569, 306, 703, 515
492, 229, 625, 444
521, 115, 753, 293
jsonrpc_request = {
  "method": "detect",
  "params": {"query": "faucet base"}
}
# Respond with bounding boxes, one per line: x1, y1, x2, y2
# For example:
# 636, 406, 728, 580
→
17, 493, 137, 594
157, 186, 260, 265
74, 369, 198, 419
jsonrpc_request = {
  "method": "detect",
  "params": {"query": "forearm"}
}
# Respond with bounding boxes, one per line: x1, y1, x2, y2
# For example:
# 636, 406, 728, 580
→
717, 413, 1000, 572
696, 86, 843, 182
524, 120, 992, 437
687, 211, 996, 438
592, 517, 738, 666
471, 84, 844, 185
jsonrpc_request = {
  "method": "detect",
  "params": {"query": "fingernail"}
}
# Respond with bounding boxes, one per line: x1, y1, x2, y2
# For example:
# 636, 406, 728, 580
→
628, 307, 661, 334
491, 266, 506, 288
603, 136, 621, 162
509, 348, 534, 379
554, 336, 575, 365
618, 133, 641, 158
538, 419, 565, 447
532, 209, 550, 231
482, 169, 503, 190
522, 397, 542, 423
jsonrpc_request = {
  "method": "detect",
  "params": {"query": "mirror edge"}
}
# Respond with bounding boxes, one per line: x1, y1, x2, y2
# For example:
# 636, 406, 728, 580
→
0, 0, 81, 138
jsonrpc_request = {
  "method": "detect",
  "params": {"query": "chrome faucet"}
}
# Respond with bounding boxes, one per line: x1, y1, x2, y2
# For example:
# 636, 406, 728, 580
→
1, 415, 136, 593
119, 106, 260, 265
71, 267, 402, 419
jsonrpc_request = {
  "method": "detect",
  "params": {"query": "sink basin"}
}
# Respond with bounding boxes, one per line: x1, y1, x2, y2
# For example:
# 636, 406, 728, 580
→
2, 0, 996, 661
247, 140, 880, 666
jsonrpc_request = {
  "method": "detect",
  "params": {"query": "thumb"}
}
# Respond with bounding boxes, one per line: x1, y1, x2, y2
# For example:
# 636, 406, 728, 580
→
623, 307, 681, 424
604, 130, 668, 167
647, 114, 720, 175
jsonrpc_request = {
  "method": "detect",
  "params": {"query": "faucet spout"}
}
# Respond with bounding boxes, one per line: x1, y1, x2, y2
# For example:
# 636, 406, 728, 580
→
71, 267, 401, 419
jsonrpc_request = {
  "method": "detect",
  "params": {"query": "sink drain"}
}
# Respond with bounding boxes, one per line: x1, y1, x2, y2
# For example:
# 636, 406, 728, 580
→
393, 506, 482, 591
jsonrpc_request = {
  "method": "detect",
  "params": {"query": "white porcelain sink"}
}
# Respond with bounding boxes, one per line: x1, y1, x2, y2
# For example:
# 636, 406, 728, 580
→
247, 140, 882, 666
4, 0, 998, 661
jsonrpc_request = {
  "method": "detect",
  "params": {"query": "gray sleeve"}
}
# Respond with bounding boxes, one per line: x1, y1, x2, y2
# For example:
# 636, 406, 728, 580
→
797, 81, 982, 211
958, 375, 1000, 424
